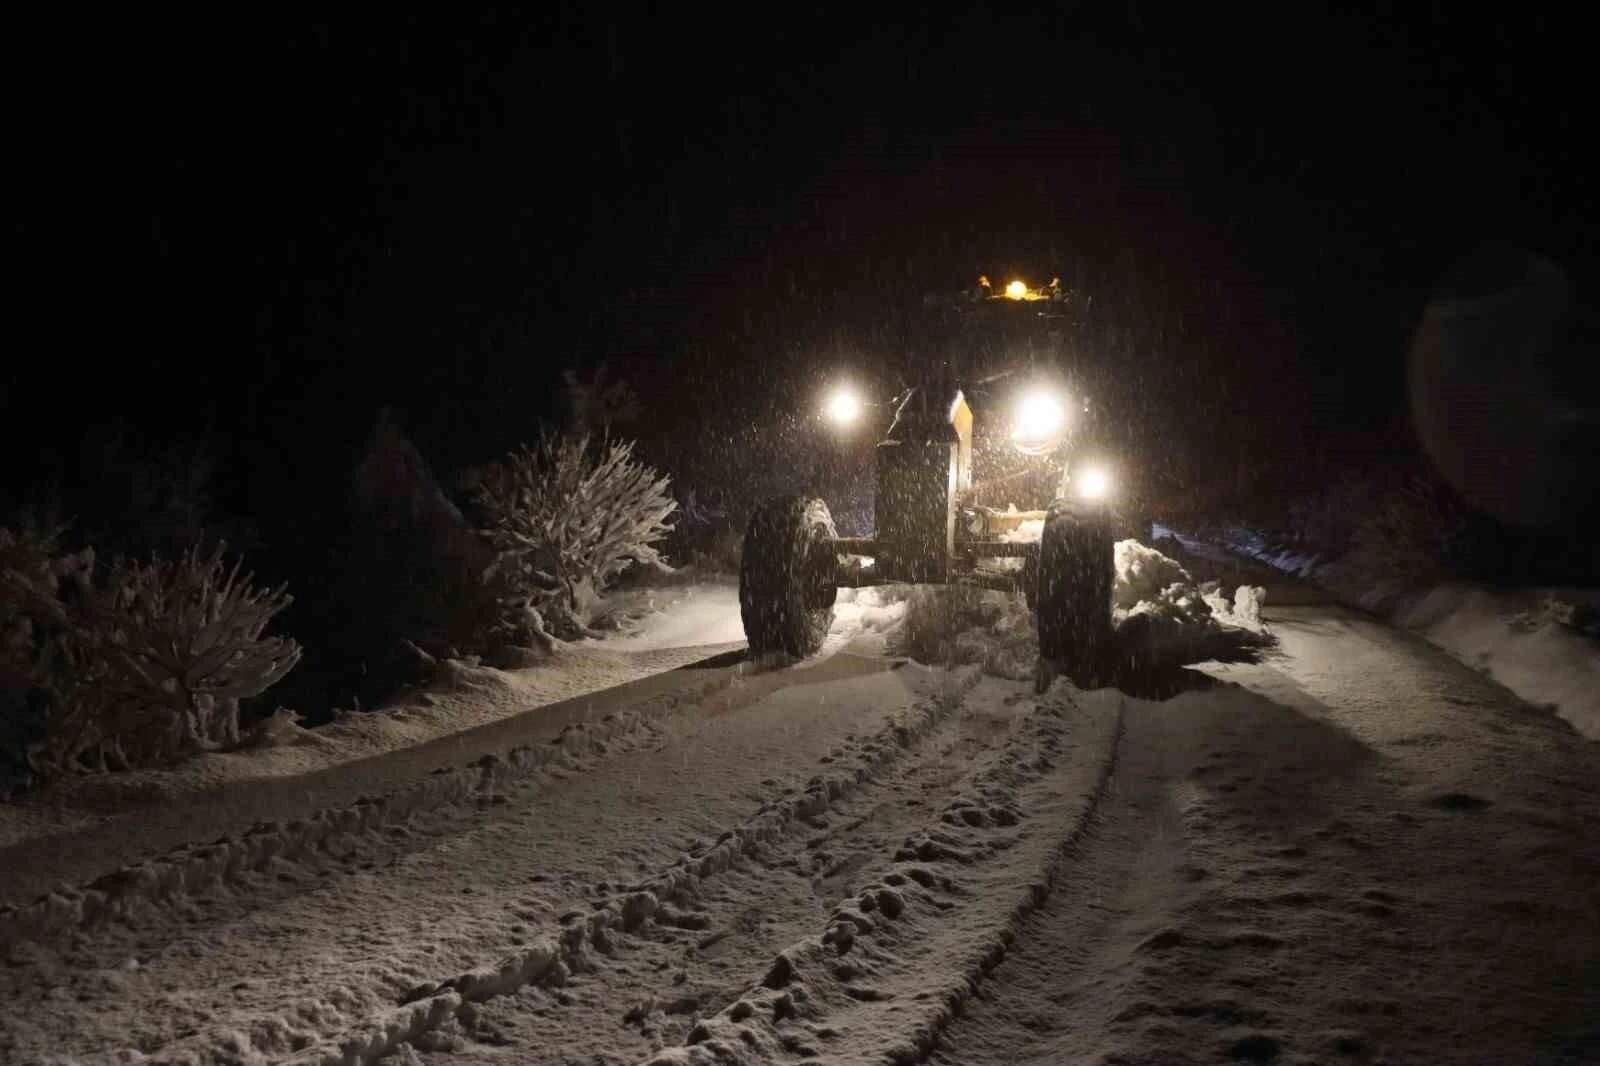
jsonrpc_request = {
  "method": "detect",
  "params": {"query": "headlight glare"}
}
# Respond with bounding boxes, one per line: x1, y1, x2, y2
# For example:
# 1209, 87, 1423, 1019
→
1012, 389, 1066, 445
1075, 464, 1113, 501
825, 385, 863, 426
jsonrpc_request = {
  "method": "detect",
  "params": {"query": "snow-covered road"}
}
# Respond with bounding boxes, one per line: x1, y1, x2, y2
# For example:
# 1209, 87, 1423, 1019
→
2, 593, 1597, 1065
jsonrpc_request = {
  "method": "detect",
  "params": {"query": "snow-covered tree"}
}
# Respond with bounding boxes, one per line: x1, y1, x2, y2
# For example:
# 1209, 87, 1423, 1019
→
467, 434, 676, 642
7, 539, 301, 779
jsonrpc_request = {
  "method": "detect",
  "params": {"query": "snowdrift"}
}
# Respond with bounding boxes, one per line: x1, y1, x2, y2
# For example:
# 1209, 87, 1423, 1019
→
1213, 526, 1600, 741
855, 538, 1276, 687
1108, 539, 1276, 685
1393, 584, 1600, 740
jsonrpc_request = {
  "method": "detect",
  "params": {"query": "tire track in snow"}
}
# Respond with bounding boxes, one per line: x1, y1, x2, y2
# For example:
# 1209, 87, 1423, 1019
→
926, 701, 1201, 1066
24, 664, 968, 1065
1, 714, 639, 952
1, 657, 914, 1064
260, 666, 985, 1066
629, 685, 1126, 1065
929, 648, 1600, 1066
0, 651, 887, 955
388, 676, 1054, 1063
0, 671, 739, 954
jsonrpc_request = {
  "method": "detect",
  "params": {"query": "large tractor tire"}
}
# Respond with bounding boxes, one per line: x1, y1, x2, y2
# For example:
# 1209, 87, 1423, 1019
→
740, 496, 840, 658
1034, 501, 1115, 691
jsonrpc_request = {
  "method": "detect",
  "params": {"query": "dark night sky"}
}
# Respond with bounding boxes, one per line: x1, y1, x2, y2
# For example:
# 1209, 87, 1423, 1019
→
3, 7, 1590, 508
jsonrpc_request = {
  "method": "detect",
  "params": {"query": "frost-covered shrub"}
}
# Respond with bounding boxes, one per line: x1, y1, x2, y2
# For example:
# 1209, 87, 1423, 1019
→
0, 526, 80, 654
467, 434, 677, 642
1202, 583, 1266, 629
18, 542, 301, 779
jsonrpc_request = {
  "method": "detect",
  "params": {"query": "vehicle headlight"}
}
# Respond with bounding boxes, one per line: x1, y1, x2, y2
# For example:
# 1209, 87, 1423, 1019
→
1075, 463, 1113, 501
1012, 388, 1066, 447
824, 385, 863, 426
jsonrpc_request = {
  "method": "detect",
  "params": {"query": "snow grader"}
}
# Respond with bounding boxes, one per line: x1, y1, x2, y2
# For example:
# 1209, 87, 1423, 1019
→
738, 277, 1127, 688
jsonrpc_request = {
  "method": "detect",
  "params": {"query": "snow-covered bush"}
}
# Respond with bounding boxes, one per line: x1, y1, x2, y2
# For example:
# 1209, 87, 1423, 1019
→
0, 525, 84, 656
901, 584, 984, 665
15, 542, 301, 779
467, 434, 678, 642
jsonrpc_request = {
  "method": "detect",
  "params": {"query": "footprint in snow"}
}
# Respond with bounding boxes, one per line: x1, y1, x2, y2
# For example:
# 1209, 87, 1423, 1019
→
1430, 791, 1492, 812
1227, 1033, 1281, 1062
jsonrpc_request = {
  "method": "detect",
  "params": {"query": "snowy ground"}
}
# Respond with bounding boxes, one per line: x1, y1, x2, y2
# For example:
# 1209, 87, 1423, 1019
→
0, 582, 750, 852
604, 584, 749, 652
1187, 525, 1600, 741
1, 548, 1596, 1065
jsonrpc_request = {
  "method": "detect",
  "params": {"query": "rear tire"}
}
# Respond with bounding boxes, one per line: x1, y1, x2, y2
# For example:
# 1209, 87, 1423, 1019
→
740, 496, 839, 657
1035, 501, 1115, 689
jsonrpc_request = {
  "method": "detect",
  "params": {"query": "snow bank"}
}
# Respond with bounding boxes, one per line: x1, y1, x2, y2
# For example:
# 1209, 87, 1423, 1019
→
1210, 526, 1600, 741
603, 582, 746, 650
0, 697, 681, 951
1114, 538, 1198, 613
0, 590, 748, 851
988, 525, 1268, 633
1394, 584, 1600, 740
835, 586, 913, 631
1214, 525, 1328, 581
1114, 538, 1269, 633
866, 539, 1273, 685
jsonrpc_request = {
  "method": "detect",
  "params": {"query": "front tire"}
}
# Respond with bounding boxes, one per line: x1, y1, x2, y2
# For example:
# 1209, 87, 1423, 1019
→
740, 496, 839, 657
1035, 501, 1115, 688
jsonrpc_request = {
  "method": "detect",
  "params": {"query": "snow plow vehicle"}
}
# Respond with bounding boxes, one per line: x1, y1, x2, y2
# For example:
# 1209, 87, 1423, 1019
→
739, 277, 1125, 688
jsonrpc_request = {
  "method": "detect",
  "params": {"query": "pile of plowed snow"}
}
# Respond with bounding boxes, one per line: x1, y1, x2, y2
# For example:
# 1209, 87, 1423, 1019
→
843, 539, 1275, 680
1115, 538, 1266, 630
1211, 524, 1600, 740
1109, 539, 1276, 674
892, 585, 1039, 680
